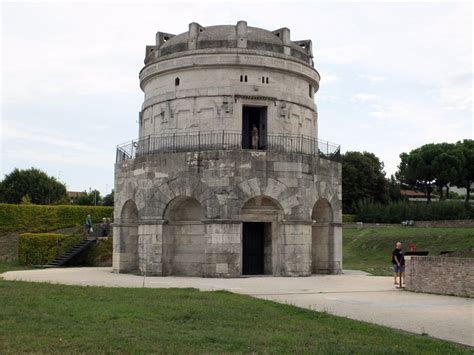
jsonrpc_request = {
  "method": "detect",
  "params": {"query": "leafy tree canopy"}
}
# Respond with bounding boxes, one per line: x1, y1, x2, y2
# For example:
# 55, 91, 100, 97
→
342, 151, 389, 213
102, 190, 114, 207
0, 168, 67, 205
453, 139, 474, 202
397, 140, 473, 202
72, 189, 102, 206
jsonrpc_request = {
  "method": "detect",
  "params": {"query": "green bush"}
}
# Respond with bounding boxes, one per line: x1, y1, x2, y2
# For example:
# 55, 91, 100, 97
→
0, 204, 113, 234
87, 237, 113, 266
18, 233, 84, 265
342, 214, 356, 223
355, 200, 473, 223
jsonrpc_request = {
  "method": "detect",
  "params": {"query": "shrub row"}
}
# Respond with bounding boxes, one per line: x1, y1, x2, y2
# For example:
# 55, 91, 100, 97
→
0, 204, 113, 234
18, 233, 84, 265
355, 201, 474, 223
342, 214, 356, 223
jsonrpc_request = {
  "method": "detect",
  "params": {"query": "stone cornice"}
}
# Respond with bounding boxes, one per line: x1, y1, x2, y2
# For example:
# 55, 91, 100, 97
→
139, 52, 320, 90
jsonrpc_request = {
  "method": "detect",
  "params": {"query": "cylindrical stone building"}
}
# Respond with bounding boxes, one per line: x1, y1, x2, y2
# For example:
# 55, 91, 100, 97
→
114, 21, 342, 277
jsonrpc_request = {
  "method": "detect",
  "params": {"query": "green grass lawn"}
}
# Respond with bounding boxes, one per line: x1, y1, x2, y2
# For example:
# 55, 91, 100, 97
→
0, 280, 470, 354
343, 227, 474, 276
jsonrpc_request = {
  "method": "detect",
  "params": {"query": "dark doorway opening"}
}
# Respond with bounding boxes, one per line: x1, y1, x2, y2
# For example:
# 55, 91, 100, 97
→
242, 106, 267, 150
242, 222, 271, 275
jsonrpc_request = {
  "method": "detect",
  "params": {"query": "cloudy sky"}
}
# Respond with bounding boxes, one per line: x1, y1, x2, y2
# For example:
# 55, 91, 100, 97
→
1, 1, 472, 194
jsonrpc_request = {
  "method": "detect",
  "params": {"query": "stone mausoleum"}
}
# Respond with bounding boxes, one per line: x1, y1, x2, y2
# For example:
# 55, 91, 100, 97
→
113, 21, 342, 277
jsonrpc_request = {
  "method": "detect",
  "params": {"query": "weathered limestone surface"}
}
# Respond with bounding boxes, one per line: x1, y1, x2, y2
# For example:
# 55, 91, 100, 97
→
114, 151, 341, 277
114, 22, 342, 277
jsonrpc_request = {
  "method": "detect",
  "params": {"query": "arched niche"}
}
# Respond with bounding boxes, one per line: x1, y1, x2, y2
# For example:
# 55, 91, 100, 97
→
163, 196, 205, 276
311, 198, 334, 274
116, 199, 139, 272
312, 198, 333, 223
164, 196, 205, 221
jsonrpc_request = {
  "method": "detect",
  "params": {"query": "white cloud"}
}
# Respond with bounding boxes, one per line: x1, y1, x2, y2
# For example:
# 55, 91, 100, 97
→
351, 93, 381, 103
3, 123, 104, 155
317, 45, 372, 65
320, 73, 340, 84
437, 73, 473, 111
1, 2, 472, 191
358, 74, 387, 84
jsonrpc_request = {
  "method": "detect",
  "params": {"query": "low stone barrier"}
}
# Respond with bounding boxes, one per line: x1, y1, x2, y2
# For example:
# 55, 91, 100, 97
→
406, 256, 474, 297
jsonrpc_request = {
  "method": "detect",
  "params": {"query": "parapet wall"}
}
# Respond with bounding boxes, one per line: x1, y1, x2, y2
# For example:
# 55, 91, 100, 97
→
406, 256, 474, 297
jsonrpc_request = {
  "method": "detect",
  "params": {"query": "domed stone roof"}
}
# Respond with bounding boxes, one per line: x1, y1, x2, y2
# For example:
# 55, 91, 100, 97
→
160, 25, 283, 50
145, 22, 313, 65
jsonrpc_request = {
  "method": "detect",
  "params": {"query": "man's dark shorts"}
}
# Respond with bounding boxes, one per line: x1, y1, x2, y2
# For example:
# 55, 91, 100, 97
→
393, 264, 405, 273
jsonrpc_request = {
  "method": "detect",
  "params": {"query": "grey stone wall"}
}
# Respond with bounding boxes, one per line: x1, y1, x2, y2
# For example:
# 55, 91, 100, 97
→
406, 256, 474, 297
114, 22, 341, 278
114, 150, 342, 277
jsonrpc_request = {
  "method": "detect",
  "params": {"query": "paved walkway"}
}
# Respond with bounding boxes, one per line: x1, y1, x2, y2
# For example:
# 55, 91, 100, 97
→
2, 267, 473, 347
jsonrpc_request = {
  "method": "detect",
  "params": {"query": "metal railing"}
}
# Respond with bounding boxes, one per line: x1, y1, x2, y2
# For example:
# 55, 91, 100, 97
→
116, 130, 340, 163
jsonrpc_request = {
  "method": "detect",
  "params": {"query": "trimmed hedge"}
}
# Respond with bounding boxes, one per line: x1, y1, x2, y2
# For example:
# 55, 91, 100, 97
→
0, 204, 113, 234
355, 201, 474, 223
342, 214, 356, 223
18, 233, 84, 265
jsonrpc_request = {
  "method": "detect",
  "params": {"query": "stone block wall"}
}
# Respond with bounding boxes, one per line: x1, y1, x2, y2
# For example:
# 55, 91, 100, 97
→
114, 150, 342, 277
406, 256, 474, 297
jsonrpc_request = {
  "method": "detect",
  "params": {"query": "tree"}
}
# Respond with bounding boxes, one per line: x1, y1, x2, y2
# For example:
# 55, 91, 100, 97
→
396, 144, 440, 203
72, 189, 102, 206
453, 139, 474, 203
0, 168, 67, 205
102, 190, 114, 206
388, 175, 404, 202
342, 151, 389, 213
397, 142, 471, 203
432, 143, 464, 199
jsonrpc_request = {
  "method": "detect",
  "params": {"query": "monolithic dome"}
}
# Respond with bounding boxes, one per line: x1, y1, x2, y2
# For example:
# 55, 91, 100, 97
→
114, 21, 342, 277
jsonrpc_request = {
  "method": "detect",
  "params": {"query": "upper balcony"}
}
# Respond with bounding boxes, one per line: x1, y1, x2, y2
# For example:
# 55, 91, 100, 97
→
116, 130, 340, 163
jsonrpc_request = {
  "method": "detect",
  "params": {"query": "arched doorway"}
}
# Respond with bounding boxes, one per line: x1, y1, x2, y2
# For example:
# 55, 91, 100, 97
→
311, 199, 334, 274
116, 199, 139, 272
163, 196, 205, 276
241, 196, 281, 275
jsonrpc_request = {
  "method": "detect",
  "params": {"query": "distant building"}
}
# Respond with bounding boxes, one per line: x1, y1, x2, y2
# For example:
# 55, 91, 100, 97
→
67, 191, 81, 203
448, 183, 474, 197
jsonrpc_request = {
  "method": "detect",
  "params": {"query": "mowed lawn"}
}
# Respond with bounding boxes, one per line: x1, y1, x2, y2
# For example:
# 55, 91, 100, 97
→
0, 281, 470, 354
343, 227, 474, 275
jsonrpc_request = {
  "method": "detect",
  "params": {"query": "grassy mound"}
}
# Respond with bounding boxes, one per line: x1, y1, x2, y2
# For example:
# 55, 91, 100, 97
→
343, 227, 474, 275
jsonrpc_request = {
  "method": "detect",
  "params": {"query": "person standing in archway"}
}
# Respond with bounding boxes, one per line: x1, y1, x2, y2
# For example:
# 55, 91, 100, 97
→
392, 242, 405, 285
251, 124, 259, 150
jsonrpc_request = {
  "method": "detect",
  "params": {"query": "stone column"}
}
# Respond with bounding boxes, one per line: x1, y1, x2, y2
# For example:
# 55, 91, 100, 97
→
203, 221, 242, 277
236, 21, 248, 49
137, 222, 165, 276
188, 22, 200, 50
329, 223, 342, 274
278, 222, 312, 276
281, 28, 291, 55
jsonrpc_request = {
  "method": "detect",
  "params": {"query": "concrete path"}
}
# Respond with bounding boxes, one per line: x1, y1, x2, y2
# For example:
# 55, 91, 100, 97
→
2, 267, 473, 347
